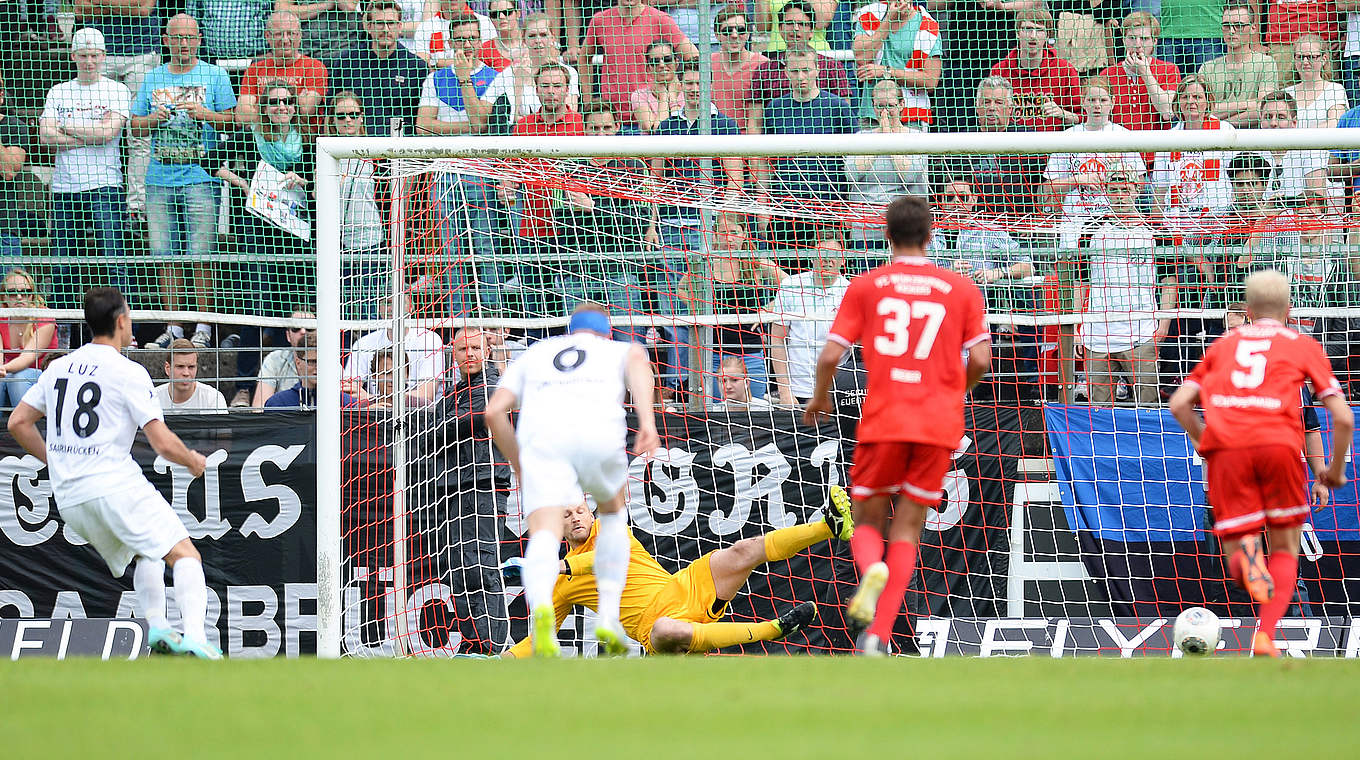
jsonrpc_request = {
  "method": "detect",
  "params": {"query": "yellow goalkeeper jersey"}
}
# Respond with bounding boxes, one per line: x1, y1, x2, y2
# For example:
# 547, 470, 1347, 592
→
505, 522, 676, 658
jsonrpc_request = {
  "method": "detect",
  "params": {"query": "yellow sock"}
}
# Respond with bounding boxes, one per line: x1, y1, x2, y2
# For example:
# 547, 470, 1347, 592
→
763, 521, 833, 562
688, 620, 781, 652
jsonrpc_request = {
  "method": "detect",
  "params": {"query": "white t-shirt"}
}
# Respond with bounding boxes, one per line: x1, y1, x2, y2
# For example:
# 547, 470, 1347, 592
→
1068, 218, 1161, 354
1152, 120, 1236, 221
19, 343, 164, 506
1044, 122, 1146, 220
41, 76, 131, 194
418, 63, 495, 124
767, 272, 850, 397
481, 62, 580, 121
258, 347, 301, 393
155, 381, 227, 412
343, 327, 445, 393
413, 13, 496, 64
498, 332, 632, 450
1286, 81, 1349, 128
1257, 149, 1331, 204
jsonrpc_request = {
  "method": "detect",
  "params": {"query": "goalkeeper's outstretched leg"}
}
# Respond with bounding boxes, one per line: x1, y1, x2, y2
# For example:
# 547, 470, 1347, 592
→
647, 485, 853, 654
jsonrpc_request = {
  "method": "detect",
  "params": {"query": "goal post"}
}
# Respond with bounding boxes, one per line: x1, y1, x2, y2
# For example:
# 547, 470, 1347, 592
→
314, 128, 1360, 659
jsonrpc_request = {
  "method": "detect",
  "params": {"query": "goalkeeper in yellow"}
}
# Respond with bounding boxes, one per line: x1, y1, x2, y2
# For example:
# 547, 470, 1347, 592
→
503, 485, 854, 657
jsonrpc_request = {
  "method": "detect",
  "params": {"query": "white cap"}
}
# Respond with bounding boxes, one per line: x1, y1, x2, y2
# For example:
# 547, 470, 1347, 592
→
71, 28, 106, 53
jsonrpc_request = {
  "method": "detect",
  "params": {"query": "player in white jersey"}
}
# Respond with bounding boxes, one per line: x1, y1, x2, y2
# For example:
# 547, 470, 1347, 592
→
7, 288, 218, 658
486, 302, 660, 657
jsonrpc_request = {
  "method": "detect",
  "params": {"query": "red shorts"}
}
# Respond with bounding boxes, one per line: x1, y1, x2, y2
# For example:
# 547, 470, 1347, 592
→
849, 441, 953, 507
1204, 445, 1310, 537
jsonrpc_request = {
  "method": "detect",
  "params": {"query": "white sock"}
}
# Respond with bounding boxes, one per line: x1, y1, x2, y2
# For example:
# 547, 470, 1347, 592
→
133, 557, 170, 631
172, 557, 208, 642
522, 531, 559, 614
593, 510, 629, 628
195, 323, 211, 336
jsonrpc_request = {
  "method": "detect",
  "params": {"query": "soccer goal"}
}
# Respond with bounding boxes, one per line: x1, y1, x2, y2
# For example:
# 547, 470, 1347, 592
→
314, 128, 1360, 659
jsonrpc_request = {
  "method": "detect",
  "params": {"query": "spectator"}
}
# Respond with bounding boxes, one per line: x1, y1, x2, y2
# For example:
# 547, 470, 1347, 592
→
76, 0, 159, 218
1264, 0, 1339, 81
1042, 76, 1146, 220
631, 39, 683, 132
1255, 90, 1333, 207
989, 9, 1082, 131
480, 12, 580, 126
1240, 187, 1342, 329
415, 13, 496, 138
759, 48, 857, 246
156, 338, 228, 411
266, 331, 359, 407
845, 79, 929, 243
0, 74, 35, 259
578, 0, 696, 120
928, 177, 1031, 283
481, 0, 525, 70
850, 0, 942, 128
277, 0, 365, 58
711, 355, 773, 410
1222, 151, 1272, 233
767, 230, 849, 405
40, 29, 133, 309
1198, 3, 1277, 126
328, 93, 387, 321
937, 76, 1046, 216
1157, 0, 1225, 75
1151, 76, 1236, 233
1197, 153, 1270, 299
130, 13, 236, 350
188, 0, 270, 60
409, 326, 510, 655
1284, 34, 1349, 128
342, 292, 445, 406
1063, 166, 1175, 405
250, 310, 311, 406
747, 0, 851, 134
1101, 12, 1180, 132
709, 5, 766, 132
758, 0, 833, 53
0, 268, 57, 407
677, 213, 786, 401
237, 11, 328, 129
330, 0, 429, 136
415, 0, 497, 67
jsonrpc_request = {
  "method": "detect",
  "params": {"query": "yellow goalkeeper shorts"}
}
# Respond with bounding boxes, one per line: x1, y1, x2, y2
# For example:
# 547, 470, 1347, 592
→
637, 551, 730, 653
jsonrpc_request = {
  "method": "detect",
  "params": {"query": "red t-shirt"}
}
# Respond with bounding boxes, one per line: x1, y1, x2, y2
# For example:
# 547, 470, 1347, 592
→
1100, 59, 1180, 132
480, 39, 514, 71
1186, 319, 1343, 454
1266, 0, 1339, 45
827, 257, 989, 447
989, 47, 1081, 132
583, 7, 689, 117
241, 55, 329, 130
512, 111, 585, 237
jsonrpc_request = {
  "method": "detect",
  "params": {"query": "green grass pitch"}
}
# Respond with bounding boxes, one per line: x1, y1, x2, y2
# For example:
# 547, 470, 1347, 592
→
5, 657, 1357, 759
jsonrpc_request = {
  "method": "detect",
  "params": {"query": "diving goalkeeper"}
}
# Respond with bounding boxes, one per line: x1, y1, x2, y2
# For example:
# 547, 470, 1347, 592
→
502, 486, 854, 656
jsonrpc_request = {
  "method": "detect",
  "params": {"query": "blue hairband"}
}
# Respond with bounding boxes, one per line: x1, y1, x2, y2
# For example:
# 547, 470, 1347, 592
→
568, 310, 612, 336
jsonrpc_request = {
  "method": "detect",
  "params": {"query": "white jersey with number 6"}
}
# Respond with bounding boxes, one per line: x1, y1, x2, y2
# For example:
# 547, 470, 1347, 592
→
498, 333, 632, 450
20, 343, 165, 506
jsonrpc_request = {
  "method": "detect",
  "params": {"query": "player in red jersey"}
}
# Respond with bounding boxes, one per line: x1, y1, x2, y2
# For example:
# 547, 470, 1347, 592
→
1170, 269, 1353, 657
803, 195, 992, 655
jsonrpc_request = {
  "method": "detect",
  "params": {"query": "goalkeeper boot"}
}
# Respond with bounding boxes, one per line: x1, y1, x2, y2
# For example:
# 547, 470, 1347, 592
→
175, 635, 223, 660
595, 620, 628, 657
824, 485, 855, 541
148, 627, 182, 656
531, 605, 561, 658
772, 601, 818, 640
846, 561, 889, 637
1251, 631, 1281, 659
1231, 537, 1274, 604
856, 632, 890, 657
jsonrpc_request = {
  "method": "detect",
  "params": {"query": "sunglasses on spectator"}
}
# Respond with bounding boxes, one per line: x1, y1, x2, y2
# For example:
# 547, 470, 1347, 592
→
647, 54, 675, 64
719, 25, 748, 35
335, 111, 363, 120
266, 96, 296, 106
489, 7, 517, 17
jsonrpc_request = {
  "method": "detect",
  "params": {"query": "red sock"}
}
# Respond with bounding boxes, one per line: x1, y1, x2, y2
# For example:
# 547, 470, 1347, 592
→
849, 524, 884, 575
867, 541, 918, 642
1257, 552, 1299, 639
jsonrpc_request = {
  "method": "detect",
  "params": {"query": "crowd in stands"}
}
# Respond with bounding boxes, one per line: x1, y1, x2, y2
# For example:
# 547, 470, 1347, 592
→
0, 0, 1359, 409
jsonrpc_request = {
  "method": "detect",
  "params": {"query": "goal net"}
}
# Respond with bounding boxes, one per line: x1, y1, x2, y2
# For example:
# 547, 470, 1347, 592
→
317, 128, 1360, 658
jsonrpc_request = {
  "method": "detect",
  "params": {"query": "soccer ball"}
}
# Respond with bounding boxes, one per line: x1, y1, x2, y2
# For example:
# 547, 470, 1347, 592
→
1172, 607, 1222, 655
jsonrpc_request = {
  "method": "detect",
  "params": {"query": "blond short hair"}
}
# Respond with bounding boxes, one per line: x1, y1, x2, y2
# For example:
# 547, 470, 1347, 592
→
1245, 269, 1291, 317
1122, 11, 1160, 38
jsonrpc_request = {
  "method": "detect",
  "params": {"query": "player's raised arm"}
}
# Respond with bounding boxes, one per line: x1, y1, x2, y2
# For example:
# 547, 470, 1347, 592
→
1318, 394, 1354, 489
1168, 381, 1205, 448
143, 419, 208, 478
7, 402, 48, 464
625, 344, 659, 455
485, 386, 522, 480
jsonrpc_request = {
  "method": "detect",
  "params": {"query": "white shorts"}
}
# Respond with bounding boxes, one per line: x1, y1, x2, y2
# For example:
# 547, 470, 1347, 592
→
60, 480, 189, 577
519, 439, 628, 516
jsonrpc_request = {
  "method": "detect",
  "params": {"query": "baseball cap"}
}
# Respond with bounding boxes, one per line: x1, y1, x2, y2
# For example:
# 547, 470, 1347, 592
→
71, 28, 106, 53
